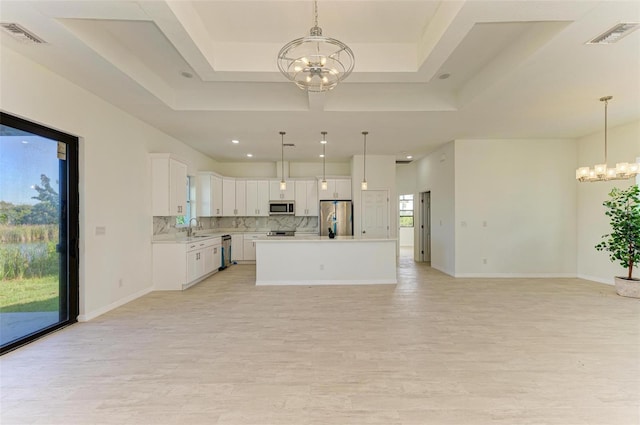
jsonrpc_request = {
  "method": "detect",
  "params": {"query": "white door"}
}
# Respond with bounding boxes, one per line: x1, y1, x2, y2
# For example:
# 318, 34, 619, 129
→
361, 190, 389, 238
420, 191, 431, 262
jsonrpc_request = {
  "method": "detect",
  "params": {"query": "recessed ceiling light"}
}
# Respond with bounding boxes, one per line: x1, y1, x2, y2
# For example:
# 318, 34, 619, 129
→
246, 153, 253, 157
319, 154, 325, 158
438, 73, 451, 80
180, 71, 193, 79
21, 140, 28, 144
320, 140, 327, 144
232, 140, 240, 144
406, 155, 413, 159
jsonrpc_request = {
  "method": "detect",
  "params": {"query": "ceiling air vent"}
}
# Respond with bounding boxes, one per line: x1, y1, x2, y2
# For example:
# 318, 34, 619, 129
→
0, 23, 46, 44
396, 160, 413, 164
283, 143, 295, 147
587, 22, 639, 44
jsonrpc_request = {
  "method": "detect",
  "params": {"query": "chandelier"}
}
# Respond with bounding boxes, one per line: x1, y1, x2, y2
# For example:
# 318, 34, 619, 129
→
277, 0, 355, 92
576, 96, 639, 182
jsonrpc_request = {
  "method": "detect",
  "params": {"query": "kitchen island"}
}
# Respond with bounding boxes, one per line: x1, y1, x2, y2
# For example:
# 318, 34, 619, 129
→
255, 236, 397, 286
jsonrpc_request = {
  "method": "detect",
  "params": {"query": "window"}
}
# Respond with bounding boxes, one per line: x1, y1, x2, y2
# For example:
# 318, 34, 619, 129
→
176, 176, 194, 226
399, 194, 414, 227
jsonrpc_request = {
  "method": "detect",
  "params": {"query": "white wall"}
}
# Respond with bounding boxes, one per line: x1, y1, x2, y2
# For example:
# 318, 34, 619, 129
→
1, 47, 218, 320
415, 142, 456, 275
399, 227, 414, 247
454, 139, 577, 277
351, 155, 397, 240
576, 119, 640, 283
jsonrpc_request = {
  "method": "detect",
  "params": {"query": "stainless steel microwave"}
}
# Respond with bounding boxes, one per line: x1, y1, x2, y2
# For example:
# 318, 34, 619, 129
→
269, 201, 294, 215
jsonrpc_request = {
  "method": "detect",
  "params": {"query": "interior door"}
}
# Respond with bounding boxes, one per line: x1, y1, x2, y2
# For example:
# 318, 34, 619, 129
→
361, 190, 389, 238
420, 191, 431, 262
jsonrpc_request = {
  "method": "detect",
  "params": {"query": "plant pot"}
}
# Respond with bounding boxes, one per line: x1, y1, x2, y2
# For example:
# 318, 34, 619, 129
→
614, 276, 640, 299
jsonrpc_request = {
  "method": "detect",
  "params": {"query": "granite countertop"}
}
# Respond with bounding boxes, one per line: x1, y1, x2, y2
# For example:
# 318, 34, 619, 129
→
153, 230, 320, 243
152, 232, 227, 244
255, 235, 397, 242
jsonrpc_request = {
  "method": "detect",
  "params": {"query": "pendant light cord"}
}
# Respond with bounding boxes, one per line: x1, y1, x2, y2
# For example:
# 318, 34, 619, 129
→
362, 131, 368, 182
604, 97, 608, 164
280, 131, 286, 182
314, 0, 319, 28
600, 95, 612, 164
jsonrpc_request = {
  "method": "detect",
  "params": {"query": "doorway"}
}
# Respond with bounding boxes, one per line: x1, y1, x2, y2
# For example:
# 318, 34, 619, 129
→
419, 191, 431, 262
0, 112, 79, 354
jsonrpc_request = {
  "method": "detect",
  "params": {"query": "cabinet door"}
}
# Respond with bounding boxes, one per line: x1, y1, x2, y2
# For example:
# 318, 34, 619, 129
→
334, 179, 352, 199
235, 180, 246, 216
256, 180, 270, 216
269, 180, 294, 200
212, 176, 223, 217
204, 245, 220, 274
222, 178, 236, 216
246, 180, 259, 217
186, 249, 201, 283
294, 180, 307, 216
305, 180, 319, 216
318, 179, 335, 200
231, 234, 244, 261
170, 159, 187, 216
243, 238, 256, 261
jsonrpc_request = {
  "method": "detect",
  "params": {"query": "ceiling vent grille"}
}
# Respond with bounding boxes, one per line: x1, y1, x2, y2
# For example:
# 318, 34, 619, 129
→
396, 160, 413, 164
0, 23, 46, 44
587, 22, 639, 44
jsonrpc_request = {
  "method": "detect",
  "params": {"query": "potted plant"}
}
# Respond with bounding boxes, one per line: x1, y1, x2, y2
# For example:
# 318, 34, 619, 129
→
595, 185, 640, 298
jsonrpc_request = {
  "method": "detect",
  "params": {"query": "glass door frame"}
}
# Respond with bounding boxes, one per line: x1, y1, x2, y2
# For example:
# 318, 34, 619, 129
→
0, 111, 79, 354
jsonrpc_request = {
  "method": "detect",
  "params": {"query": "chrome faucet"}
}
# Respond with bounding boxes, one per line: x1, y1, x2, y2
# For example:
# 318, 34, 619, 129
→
187, 217, 199, 237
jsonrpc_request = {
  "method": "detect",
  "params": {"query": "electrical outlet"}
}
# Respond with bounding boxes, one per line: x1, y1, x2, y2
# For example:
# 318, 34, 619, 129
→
482, 259, 487, 265
319, 264, 324, 270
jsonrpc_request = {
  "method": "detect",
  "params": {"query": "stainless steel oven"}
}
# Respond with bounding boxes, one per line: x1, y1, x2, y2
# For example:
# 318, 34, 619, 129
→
269, 201, 294, 215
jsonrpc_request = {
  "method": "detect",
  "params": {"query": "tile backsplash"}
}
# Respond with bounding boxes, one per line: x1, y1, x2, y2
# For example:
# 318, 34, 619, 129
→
153, 216, 318, 235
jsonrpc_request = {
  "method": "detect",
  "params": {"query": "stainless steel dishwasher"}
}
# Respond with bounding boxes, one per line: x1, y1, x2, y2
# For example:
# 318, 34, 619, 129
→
220, 234, 232, 270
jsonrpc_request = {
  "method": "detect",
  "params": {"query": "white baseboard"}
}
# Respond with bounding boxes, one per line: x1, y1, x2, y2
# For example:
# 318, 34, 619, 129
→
454, 273, 577, 278
256, 279, 397, 286
77, 286, 154, 322
577, 274, 614, 285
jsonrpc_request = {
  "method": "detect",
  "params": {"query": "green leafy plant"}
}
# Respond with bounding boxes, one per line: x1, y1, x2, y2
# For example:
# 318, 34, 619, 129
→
595, 185, 640, 280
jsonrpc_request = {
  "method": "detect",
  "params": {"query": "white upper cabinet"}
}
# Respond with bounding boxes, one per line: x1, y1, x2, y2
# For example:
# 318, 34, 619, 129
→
295, 180, 318, 216
211, 175, 223, 217
151, 154, 187, 216
197, 173, 223, 217
222, 178, 246, 216
269, 179, 295, 200
246, 180, 270, 216
318, 178, 351, 200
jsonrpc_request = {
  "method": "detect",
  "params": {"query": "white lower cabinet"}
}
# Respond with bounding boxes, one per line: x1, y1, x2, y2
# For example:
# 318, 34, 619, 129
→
231, 234, 244, 261
242, 233, 265, 262
153, 237, 222, 290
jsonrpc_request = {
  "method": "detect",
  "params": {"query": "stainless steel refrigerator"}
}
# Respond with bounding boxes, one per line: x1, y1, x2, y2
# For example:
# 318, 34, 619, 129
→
319, 200, 353, 236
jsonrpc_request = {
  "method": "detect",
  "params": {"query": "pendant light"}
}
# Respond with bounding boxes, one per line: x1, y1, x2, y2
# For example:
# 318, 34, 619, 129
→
279, 131, 286, 190
321, 131, 328, 190
576, 96, 640, 182
361, 131, 368, 190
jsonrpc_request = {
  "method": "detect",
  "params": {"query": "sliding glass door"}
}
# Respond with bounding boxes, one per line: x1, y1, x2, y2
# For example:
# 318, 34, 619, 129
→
0, 112, 78, 353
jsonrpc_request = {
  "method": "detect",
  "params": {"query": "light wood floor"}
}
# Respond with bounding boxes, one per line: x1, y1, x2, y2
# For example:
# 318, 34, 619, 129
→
2, 253, 639, 425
